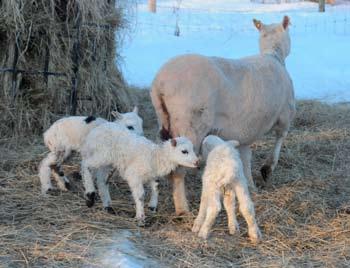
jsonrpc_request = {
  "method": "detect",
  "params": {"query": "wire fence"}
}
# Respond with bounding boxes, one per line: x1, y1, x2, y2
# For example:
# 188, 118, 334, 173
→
134, 3, 350, 36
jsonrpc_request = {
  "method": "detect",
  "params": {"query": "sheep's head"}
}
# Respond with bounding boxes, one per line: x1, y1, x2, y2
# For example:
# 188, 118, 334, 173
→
111, 106, 144, 135
253, 16, 291, 61
168, 137, 199, 168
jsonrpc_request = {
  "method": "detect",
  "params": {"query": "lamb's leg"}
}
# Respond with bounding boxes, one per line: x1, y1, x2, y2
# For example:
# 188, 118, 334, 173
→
192, 186, 208, 233
198, 191, 221, 239
261, 130, 288, 181
81, 160, 96, 208
170, 168, 189, 216
51, 150, 71, 191
95, 167, 115, 214
127, 178, 146, 226
223, 188, 239, 235
39, 152, 57, 194
239, 145, 256, 191
234, 180, 261, 243
148, 179, 159, 212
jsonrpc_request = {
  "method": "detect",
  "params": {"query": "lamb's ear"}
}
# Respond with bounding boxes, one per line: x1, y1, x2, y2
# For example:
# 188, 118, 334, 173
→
282, 15, 290, 30
171, 138, 177, 147
132, 106, 139, 114
253, 19, 263, 31
111, 110, 122, 120
228, 140, 240, 148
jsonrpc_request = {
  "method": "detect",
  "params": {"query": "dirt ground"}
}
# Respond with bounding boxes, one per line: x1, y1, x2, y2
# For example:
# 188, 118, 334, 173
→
1, 90, 350, 267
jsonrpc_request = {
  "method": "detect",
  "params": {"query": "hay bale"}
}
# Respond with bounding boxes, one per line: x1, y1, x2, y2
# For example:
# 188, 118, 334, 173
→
0, 0, 133, 137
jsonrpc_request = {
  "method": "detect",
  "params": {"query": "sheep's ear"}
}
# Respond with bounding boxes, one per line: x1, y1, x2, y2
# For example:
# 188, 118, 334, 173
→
132, 106, 139, 114
171, 138, 177, 147
111, 110, 122, 119
282, 15, 290, 30
228, 140, 240, 148
253, 19, 263, 31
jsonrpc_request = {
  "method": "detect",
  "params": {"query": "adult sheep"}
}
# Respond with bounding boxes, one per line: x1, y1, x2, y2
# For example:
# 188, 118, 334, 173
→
150, 16, 296, 215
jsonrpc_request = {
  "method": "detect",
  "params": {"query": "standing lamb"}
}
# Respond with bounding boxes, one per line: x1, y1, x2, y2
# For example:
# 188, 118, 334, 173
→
192, 135, 261, 242
80, 122, 199, 225
39, 107, 143, 195
150, 16, 296, 215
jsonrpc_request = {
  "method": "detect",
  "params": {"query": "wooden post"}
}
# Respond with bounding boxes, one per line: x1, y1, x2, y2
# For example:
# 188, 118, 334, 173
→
319, 0, 325, 12
148, 0, 156, 13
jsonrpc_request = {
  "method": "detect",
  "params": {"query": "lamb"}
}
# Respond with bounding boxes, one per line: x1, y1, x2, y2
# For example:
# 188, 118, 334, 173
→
192, 135, 261, 243
80, 122, 199, 225
39, 107, 143, 195
150, 16, 295, 215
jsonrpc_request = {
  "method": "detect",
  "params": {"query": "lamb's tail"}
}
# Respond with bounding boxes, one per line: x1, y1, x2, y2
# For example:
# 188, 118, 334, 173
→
150, 86, 172, 141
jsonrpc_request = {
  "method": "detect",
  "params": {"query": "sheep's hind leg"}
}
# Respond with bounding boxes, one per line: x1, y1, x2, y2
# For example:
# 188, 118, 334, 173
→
198, 192, 221, 239
223, 188, 239, 235
260, 130, 288, 182
148, 179, 159, 212
192, 183, 209, 233
39, 152, 57, 194
239, 145, 256, 191
51, 150, 72, 191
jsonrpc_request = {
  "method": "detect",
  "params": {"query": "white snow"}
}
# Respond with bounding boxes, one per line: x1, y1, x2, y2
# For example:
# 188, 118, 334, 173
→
119, 0, 350, 102
92, 230, 159, 268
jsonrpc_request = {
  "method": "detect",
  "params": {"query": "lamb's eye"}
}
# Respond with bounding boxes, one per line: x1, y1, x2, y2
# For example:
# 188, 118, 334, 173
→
181, 150, 188, 154
127, 126, 134, 130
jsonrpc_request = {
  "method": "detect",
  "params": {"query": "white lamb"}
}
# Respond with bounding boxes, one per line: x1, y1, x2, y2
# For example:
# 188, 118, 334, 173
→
192, 135, 261, 243
80, 122, 199, 225
39, 107, 143, 195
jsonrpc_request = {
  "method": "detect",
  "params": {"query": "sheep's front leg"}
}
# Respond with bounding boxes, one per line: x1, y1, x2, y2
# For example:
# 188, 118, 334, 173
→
81, 160, 96, 208
234, 180, 261, 243
96, 167, 115, 214
170, 168, 189, 216
198, 192, 221, 239
148, 179, 159, 212
127, 178, 146, 226
223, 187, 239, 235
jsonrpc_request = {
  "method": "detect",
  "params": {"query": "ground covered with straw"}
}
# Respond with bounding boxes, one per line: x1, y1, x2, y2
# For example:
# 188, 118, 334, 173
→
1, 91, 350, 267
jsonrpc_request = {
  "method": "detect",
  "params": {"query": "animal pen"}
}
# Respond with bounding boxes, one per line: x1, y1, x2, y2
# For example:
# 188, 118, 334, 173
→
0, 0, 131, 137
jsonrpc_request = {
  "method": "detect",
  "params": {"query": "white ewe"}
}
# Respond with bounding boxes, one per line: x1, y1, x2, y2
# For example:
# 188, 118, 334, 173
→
192, 135, 261, 242
81, 122, 199, 225
39, 107, 143, 194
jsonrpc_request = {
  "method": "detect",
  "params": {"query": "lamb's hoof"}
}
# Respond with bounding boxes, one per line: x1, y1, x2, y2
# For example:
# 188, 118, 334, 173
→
191, 223, 201, 233
104, 206, 116, 215
249, 228, 262, 244
228, 224, 240, 235
148, 206, 157, 213
64, 181, 71, 190
72, 171, 82, 180
175, 210, 190, 217
137, 219, 145, 227
198, 230, 209, 239
85, 192, 96, 208
260, 165, 272, 182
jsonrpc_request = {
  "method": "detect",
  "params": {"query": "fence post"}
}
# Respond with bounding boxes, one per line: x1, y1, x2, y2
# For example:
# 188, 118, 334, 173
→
70, 6, 81, 115
319, 0, 325, 12
148, 0, 156, 13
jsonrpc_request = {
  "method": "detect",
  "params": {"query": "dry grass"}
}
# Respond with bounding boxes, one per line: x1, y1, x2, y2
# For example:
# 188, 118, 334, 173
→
1, 93, 350, 267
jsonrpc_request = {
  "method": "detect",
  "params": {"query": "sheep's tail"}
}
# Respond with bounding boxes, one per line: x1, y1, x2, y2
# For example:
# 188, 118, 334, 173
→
150, 85, 172, 141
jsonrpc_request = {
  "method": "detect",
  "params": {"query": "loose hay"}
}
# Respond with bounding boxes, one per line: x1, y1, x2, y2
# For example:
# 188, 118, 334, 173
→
1, 95, 350, 267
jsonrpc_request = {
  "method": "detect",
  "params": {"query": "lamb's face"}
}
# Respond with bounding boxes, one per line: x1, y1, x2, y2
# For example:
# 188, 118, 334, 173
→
111, 106, 144, 135
170, 137, 199, 168
254, 16, 291, 59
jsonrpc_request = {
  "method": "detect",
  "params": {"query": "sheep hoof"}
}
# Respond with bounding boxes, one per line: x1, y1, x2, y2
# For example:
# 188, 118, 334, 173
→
104, 206, 116, 215
148, 206, 157, 213
260, 165, 272, 181
72, 171, 82, 180
64, 181, 71, 190
137, 219, 145, 227
85, 192, 96, 208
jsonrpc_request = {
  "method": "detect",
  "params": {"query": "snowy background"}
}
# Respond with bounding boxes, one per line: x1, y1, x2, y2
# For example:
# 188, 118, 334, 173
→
119, 0, 350, 103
